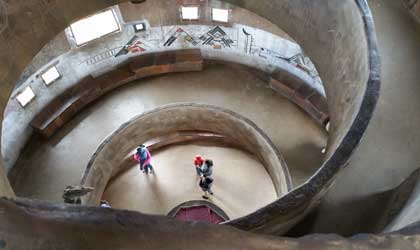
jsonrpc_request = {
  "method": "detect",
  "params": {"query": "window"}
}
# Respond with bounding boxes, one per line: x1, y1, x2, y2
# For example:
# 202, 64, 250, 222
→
325, 121, 330, 132
134, 23, 146, 32
16, 86, 35, 107
70, 9, 120, 46
181, 6, 199, 20
41, 66, 61, 85
212, 8, 229, 23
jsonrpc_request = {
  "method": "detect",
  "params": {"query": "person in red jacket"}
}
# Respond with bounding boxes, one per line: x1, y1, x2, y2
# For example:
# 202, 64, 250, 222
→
194, 155, 204, 176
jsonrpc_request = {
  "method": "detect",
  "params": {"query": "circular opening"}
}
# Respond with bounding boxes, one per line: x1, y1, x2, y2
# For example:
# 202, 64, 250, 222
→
81, 103, 292, 220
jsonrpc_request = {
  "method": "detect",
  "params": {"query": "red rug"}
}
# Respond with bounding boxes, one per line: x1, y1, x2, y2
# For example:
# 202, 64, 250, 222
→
174, 206, 225, 224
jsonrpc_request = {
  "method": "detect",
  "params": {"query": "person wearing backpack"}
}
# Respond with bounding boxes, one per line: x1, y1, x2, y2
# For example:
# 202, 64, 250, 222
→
135, 145, 154, 174
200, 159, 213, 177
199, 175, 214, 199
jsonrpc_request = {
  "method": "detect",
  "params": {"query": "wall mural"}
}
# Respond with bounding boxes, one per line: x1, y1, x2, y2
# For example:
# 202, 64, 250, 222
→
86, 48, 120, 65
115, 35, 153, 57
164, 27, 198, 47
80, 23, 320, 81
199, 26, 236, 49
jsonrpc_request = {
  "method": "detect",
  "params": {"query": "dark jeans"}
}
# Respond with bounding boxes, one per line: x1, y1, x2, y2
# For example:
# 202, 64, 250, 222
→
143, 164, 153, 174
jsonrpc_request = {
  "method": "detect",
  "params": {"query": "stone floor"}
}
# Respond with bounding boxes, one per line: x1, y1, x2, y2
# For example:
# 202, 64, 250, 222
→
103, 144, 277, 219
11, 63, 326, 210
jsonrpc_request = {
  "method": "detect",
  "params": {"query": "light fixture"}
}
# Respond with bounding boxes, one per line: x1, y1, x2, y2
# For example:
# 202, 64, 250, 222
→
134, 23, 146, 32
70, 9, 120, 46
181, 6, 199, 20
212, 8, 229, 23
16, 86, 36, 107
41, 66, 61, 86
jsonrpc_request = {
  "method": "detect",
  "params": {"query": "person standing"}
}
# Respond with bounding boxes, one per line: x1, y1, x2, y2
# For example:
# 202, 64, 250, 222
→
200, 159, 213, 177
199, 175, 214, 199
136, 145, 154, 174
194, 155, 205, 176
134, 149, 142, 171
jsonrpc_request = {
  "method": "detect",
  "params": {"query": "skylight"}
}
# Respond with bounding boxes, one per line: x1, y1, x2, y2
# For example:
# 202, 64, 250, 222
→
16, 86, 35, 107
212, 8, 229, 23
70, 9, 120, 46
181, 6, 199, 20
41, 66, 60, 85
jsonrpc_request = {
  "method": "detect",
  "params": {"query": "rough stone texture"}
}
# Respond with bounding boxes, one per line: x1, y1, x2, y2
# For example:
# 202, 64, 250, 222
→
288, 168, 420, 236
402, 0, 420, 22
82, 103, 291, 205
287, 0, 420, 236
0, 0, 380, 237
0, 160, 13, 197
2, 16, 323, 172
223, 0, 380, 235
1, 1, 418, 249
384, 169, 420, 232
0, 198, 420, 250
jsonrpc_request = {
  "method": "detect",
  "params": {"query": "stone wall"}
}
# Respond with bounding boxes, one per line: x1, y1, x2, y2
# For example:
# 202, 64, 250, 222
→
81, 103, 292, 205
402, 0, 420, 23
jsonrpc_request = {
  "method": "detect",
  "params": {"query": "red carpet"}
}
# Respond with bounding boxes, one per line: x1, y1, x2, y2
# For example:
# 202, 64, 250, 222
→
175, 206, 225, 224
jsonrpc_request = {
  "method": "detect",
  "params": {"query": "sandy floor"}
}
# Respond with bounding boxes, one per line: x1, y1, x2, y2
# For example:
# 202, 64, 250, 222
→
103, 144, 277, 219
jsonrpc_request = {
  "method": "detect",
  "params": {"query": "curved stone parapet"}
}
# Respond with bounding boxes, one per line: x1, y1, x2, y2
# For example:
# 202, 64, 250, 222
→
0, 0, 381, 241
0, 197, 419, 250
2, 20, 327, 171
81, 103, 292, 205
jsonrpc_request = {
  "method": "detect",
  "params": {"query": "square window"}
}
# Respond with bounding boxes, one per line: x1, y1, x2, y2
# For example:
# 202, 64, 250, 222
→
181, 6, 199, 20
212, 8, 229, 23
134, 23, 146, 32
16, 86, 35, 107
41, 66, 61, 85
70, 9, 120, 46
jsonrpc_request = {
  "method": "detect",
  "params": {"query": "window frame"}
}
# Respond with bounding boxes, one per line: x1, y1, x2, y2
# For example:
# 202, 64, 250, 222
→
40, 66, 61, 86
16, 86, 36, 108
212, 8, 229, 23
68, 8, 121, 47
180, 6, 200, 21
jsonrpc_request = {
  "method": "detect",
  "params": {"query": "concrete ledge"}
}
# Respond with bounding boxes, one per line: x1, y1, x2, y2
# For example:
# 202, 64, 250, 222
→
28, 50, 326, 139
30, 50, 203, 138
81, 103, 292, 206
